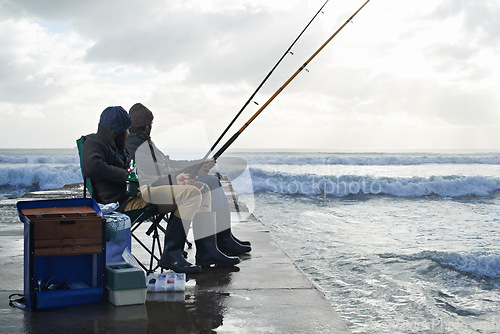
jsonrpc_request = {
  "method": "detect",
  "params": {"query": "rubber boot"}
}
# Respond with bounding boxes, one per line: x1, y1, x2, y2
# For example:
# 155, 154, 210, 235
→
193, 212, 240, 267
215, 208, 251, 255
158, 214, 201, 274
232, 233, 251, 247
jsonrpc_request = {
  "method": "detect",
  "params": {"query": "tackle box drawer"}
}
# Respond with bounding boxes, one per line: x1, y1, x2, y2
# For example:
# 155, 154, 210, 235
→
20, 205, 104, 256
33, 237, 103, 256
32, 218, 102, 240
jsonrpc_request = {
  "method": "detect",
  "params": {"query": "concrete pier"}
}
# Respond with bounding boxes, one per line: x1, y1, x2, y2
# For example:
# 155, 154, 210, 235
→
0, 184, 350, 333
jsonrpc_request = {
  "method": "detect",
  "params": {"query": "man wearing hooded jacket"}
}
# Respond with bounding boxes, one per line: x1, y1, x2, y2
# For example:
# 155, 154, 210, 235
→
125, 103, 252, 257
81, 106, 239, 274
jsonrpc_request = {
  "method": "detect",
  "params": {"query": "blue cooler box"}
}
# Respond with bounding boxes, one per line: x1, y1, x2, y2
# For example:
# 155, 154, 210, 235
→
104, 212, 131, 264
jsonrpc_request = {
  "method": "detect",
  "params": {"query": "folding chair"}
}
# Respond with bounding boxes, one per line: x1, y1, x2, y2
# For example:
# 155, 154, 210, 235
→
76, 135, 168, 274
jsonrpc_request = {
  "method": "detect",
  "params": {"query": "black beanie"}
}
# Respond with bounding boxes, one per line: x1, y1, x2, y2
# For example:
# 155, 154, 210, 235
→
99, 106, 132, 134
129, 103, 154, 128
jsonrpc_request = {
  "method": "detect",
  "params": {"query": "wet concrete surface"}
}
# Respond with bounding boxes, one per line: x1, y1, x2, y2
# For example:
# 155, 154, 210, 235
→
0, 185, 350, 333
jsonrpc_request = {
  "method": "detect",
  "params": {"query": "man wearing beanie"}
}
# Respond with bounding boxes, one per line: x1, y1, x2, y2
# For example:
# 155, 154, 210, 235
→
81, 106, 132, 211
129, 103, 154, 131
82, 106, 224, 273
125, 103, 251, 272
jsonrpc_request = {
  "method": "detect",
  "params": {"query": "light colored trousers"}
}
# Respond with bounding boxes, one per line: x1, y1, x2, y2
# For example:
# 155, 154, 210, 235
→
124, 182, 211, 221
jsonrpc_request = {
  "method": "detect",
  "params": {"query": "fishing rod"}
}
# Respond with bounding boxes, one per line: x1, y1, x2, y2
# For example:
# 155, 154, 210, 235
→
213, 0, 372, 160
204, 0, 329, 160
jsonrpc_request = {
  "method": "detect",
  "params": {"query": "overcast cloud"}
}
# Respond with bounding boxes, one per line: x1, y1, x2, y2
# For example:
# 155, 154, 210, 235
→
0, 0, 499, 151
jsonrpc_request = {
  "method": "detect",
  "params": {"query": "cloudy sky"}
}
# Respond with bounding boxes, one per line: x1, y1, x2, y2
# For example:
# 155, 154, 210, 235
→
1, 0, 499, 151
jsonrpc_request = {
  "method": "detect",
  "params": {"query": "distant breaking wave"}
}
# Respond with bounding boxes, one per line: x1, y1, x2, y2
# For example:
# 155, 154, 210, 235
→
0, 164, 83, 198
422, 251, 500, 279
244, 154, 500, 166
0, 155, 79, 164
248, 168, 500, 198
381, 251, 500, 280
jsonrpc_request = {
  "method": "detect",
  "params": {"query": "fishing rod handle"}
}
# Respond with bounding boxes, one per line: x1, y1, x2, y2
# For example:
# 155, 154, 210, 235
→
213, 132, 240, 161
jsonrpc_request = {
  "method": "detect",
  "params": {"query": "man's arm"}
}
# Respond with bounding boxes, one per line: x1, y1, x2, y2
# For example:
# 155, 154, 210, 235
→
81, 136, 128, 182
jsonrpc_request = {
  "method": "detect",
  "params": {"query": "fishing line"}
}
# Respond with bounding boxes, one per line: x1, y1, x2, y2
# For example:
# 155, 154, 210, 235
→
204, 0, 330, 159
213, 0, 372, 160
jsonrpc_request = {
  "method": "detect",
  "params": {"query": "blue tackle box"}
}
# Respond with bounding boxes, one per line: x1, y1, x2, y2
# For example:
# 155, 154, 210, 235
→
17, 198, 106, 311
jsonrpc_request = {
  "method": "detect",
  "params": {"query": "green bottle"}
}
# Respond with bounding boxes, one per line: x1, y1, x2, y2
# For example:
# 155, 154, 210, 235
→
126, 159, 139, 196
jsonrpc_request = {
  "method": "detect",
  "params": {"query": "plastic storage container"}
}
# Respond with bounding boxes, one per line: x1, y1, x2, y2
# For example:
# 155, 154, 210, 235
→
147, 272, 186, 292
106, 263, 147, 306
108, 288, 147, 306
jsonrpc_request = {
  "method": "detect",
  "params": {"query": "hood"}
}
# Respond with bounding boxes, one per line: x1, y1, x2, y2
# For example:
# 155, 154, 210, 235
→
97, 123, 117, 148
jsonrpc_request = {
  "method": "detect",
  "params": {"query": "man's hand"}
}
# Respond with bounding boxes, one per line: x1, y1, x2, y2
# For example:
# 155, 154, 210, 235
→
176, 172, 194, 185
197, 159, 215, 178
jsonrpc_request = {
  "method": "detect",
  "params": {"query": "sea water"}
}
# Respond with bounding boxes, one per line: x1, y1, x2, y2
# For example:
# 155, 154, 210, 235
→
2, 149, 499, 333
233, 151, 500, 333
0, 148, 81, 199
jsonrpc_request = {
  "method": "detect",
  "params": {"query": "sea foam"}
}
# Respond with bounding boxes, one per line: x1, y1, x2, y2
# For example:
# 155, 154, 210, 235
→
244, 154, 500, 166
416, 251, 500, 280
0, 155, 79, 164
0, 164, 82, 198
248, 168, 500, 197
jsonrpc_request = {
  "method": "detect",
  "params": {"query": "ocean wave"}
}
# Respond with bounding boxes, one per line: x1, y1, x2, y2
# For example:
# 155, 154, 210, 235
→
383, 251, 500, 280
248, 168, 500, 197
0, 155, 79, 164
0, 164, 83, 197
244, 154, 500, 166
2, 153, 499, 199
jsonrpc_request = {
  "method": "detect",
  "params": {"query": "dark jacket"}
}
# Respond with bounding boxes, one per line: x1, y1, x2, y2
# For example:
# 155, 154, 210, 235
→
126, 132, 150, 161
81, 124, 131, 211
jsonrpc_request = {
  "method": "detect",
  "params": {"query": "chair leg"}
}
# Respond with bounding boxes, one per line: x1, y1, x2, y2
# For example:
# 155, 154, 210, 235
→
130, 212, 191, 274
149, 230, 157, 274
149, 217, 165, 273
131, 230, 162, 274
130, 215, 166, 274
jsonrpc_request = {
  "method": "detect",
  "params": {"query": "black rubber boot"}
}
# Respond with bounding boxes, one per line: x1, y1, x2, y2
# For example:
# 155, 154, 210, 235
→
193, 212, 240, 268
215, 208, 251, 255
159, 214, 201, 274
232, 233, 251, 247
